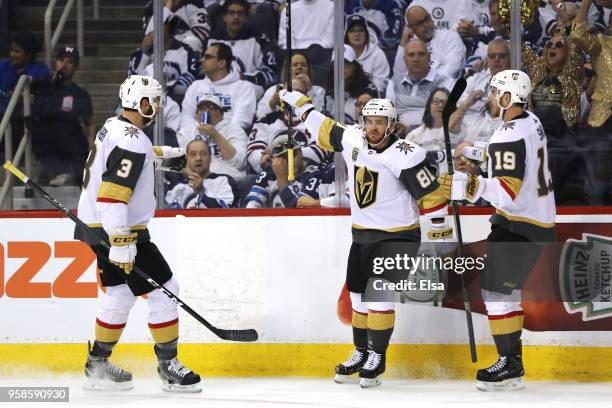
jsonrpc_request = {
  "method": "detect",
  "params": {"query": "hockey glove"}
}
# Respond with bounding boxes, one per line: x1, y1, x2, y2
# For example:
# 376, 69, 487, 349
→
153, 145, 185, 159
462, 141, 488, 163
279, 89, 314, 119
438, 172, 485, 203
109, 228, 137, 274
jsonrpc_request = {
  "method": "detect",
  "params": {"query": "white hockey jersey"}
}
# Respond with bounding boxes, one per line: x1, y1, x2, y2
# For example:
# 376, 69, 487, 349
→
303, 110, 449, 244
483, 111, 556, 241
75, 116, 156, 244
181, 71, 257, 131
165, 173, 236, 209
247, 111, 328, 174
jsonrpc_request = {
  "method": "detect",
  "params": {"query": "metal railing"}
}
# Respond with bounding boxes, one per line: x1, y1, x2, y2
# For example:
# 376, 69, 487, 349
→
0, 75, 32, 210
44, 0, 84, 68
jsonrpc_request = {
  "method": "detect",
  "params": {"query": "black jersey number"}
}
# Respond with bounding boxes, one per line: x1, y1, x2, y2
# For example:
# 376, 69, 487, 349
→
82, 144, 98, 189
536, 147, 553, 197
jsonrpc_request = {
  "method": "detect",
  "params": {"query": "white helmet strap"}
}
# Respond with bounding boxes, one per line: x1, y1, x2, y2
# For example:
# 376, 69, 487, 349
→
137, 97, 157, 119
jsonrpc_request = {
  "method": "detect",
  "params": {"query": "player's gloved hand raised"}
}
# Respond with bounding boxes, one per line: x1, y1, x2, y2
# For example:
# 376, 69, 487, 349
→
109, 228, 137, 274
279, 89, 314, 119
438, 172, 485, 203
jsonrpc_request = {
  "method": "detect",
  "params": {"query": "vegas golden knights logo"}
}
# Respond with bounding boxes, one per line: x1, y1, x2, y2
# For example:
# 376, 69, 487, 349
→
354, 165, 378, 208
512, 73, 519, 80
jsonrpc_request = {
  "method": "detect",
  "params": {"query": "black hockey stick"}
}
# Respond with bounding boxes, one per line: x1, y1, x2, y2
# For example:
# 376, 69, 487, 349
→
285, 0, 295, 181
441, 78, 477, 362
2, 161, 258, 343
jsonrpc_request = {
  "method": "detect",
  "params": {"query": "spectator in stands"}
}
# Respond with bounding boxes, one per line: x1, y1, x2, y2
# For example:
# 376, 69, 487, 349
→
551, 1, 579, 35
144, 0, 210, 53
456, 0, 492, 41
572, 0, 612, 204
181, 42, 257, 131
344, 14, 390, 94
408, 0, 458, 31
523, 30, 583, 140
0, 32, 49, 116
245, 133, 332, 208
209, 0, 277, 95
386, 39, 453, 134
165, 139, 237, 208
249, 78, 327, 174
130, 13, 198, 101
406, 87, 463, 174
394, 5, 466, 79
523, 29, 586, 204
256, 51, 325, 120
279, 0, 334, 50
351, 88, 378, 125
29, 46, 93, 186
177, 93, 247, 181
345, 0, 407, 51
460, 89, 502, 143
450, 39, 511, 132
326, 45, 378, 124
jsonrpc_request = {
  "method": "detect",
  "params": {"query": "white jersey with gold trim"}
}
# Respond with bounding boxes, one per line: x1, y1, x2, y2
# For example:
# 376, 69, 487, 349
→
76, 116, 156, 244
303, 110, 449, 244
484, 111, 556, 241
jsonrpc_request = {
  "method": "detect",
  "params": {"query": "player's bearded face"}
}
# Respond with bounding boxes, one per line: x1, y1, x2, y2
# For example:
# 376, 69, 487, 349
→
364, 116, 389, 145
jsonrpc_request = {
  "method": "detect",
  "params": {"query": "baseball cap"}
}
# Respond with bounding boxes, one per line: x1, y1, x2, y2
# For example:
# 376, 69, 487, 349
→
196, 93, 223, 109
271, 134, 301, 157
346, 14, 367, 31
55, 45, 79, 64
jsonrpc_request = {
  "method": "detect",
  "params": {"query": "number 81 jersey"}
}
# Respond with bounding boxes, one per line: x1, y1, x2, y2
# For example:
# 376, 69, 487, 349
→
75, 116, 156, 245
486, 111, 556, 242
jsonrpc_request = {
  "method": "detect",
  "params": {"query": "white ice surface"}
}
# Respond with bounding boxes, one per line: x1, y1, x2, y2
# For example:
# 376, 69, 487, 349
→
1, 377, 611, 408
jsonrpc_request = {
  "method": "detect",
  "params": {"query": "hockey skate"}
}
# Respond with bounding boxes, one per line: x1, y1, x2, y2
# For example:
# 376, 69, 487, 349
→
157, 358, 202, 393
334, 348, 367, 384
84, 351, 133, 391
476, 353, 525, 391
359, 350, 385, 388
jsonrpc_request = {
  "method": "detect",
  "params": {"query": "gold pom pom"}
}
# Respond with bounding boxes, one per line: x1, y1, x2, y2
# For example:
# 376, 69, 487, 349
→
498, 0, 540, 30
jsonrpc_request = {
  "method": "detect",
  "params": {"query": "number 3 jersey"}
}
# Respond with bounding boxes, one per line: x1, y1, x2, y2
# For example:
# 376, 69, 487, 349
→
75, 116, 156, 245
484, 111, 556, 241
303, 110, 449, 244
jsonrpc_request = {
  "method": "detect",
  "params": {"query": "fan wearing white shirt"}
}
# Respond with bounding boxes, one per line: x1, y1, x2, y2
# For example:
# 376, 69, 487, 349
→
406, 87, 465, 175
394, 5, 466, 79
386, 39, 453, 134
278, 0, 334, 49
345, 14, 390, 94
408, 0, 460, 31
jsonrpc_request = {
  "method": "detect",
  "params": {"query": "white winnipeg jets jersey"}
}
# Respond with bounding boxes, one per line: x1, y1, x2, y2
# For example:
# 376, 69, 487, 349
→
304, 110, 449, 244
486, 111, 556, 241
75, 116, 156, 244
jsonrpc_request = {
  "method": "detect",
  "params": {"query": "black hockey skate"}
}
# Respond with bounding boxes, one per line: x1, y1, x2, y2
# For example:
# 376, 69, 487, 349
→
359, 350, 386, 388
157, 358, 202, 393
334, 348, 367, 384
476, 353, 525, 391
84, 347, 133, 391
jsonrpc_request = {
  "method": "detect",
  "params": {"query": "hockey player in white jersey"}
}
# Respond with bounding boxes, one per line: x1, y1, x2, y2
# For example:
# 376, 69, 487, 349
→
279, 91, 453, 388
75, 75, 201, 393
439, 70, 556, 391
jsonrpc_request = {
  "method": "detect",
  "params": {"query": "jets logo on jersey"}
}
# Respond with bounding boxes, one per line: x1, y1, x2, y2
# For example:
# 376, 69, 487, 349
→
396, 141, 415, 155
354, 165, 378, 209
501, 122, 516, 132
124, 126, 140, 138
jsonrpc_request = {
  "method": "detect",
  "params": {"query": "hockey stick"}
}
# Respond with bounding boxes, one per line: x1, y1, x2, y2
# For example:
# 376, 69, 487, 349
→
2, 161, 258, 343
285, 0, 295, 181
441, 78, 477, 362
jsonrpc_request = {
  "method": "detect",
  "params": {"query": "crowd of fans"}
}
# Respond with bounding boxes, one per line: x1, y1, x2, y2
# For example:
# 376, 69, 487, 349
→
1, 0, 612, 208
